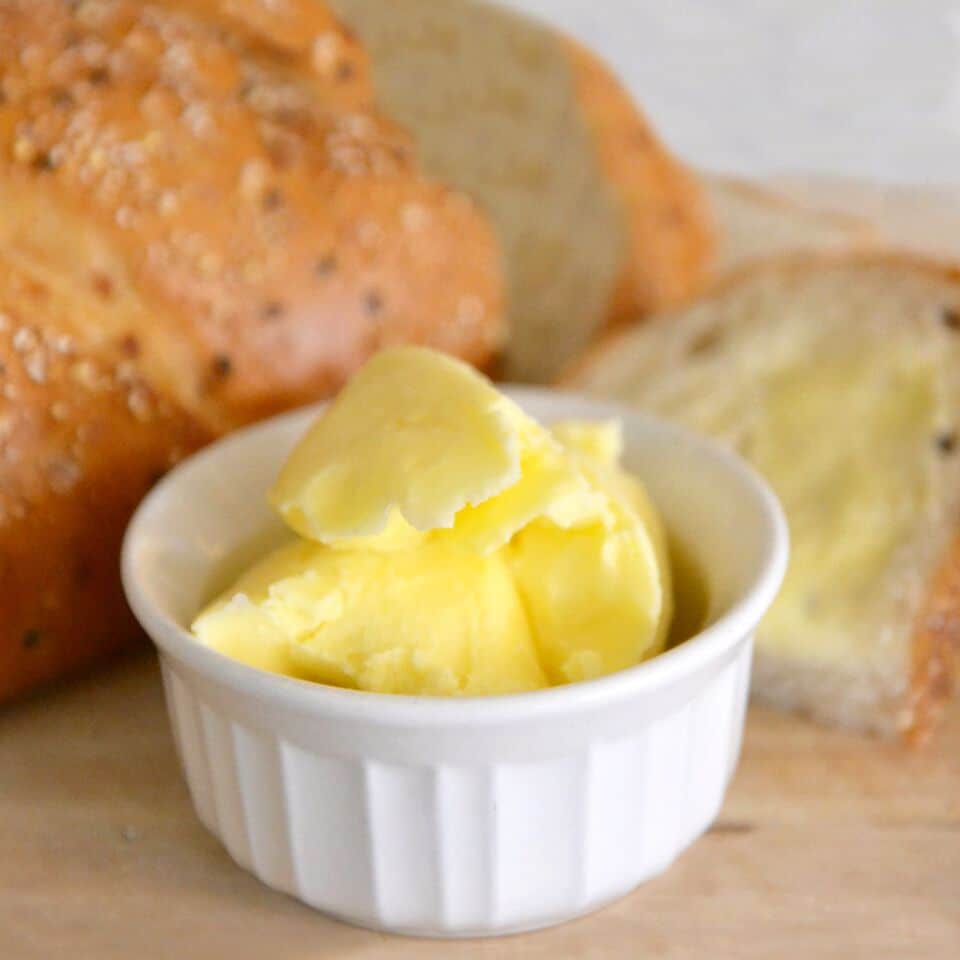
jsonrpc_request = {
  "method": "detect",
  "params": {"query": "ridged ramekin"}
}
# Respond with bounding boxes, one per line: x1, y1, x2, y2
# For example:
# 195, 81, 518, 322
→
122, 388, 787, 938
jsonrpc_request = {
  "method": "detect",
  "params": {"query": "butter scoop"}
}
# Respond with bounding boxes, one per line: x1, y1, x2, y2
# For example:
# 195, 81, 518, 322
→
194, 347, 672, 696
269, 347, 523, 541
193, 538, 546, 695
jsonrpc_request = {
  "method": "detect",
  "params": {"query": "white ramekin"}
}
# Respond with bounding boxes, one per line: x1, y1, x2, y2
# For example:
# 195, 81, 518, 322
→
122, 388, 787, 938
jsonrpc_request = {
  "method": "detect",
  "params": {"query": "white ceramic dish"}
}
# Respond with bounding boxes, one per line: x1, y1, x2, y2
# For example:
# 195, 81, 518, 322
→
122, 388, 787, 938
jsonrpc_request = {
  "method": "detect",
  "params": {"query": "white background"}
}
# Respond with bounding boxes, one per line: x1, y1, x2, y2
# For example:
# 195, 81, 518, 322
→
498, 0, 960, 185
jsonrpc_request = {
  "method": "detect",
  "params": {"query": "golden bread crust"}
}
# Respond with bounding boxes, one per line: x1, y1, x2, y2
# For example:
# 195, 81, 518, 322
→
562, 38, 713, 323
907, 533, 960, 746
0, 255, 210, 700
0, 0, 503, 432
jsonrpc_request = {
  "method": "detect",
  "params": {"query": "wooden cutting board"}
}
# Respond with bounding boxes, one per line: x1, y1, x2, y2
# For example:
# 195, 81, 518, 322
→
1, 651, 957, 959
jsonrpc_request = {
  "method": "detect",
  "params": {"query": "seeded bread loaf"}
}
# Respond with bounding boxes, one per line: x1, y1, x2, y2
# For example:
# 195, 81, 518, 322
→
567, 256, 960, 743
327, 0, 713, 382
0, 0, 503, 699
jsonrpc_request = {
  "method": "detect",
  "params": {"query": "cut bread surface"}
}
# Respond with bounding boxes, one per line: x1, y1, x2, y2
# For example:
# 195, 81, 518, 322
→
329, 0, 711, 382
569, 256, 960, 740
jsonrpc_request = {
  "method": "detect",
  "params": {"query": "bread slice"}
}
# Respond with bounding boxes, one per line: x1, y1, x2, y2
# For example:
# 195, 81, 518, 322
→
567, 256, 960, 742
328, 0, 712, 382
767, 175, 960, 264
705, 175, 877, 278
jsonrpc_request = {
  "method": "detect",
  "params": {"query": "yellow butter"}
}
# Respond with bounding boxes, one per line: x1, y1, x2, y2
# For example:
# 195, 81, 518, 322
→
510, 421, 672, 683
194, 348, 673, 696
195, 539, 546, 695
749, 347, 937, 666
442, 409, 611, 555
551, 419, 624, 464
269, 347, 522, 541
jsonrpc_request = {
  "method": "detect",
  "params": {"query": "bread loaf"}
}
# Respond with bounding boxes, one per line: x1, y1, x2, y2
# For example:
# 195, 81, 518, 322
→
0, 0, 503, 699
567, 256, 960, 743
327, 0, 712, 382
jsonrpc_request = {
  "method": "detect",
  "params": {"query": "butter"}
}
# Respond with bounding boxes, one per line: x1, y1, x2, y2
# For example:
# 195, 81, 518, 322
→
193, 539, 545, 695
193, 348, 672, 696
749, 346, 938, 667
512, 421, 673, 684
270, 346, 522, 542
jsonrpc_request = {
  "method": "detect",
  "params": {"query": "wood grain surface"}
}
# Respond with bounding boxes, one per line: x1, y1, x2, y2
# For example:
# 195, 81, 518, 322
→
1, 652, 957, 960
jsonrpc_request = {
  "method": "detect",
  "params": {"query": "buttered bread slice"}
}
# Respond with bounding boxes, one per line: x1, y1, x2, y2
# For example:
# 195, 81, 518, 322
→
568, 256, 960, 742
